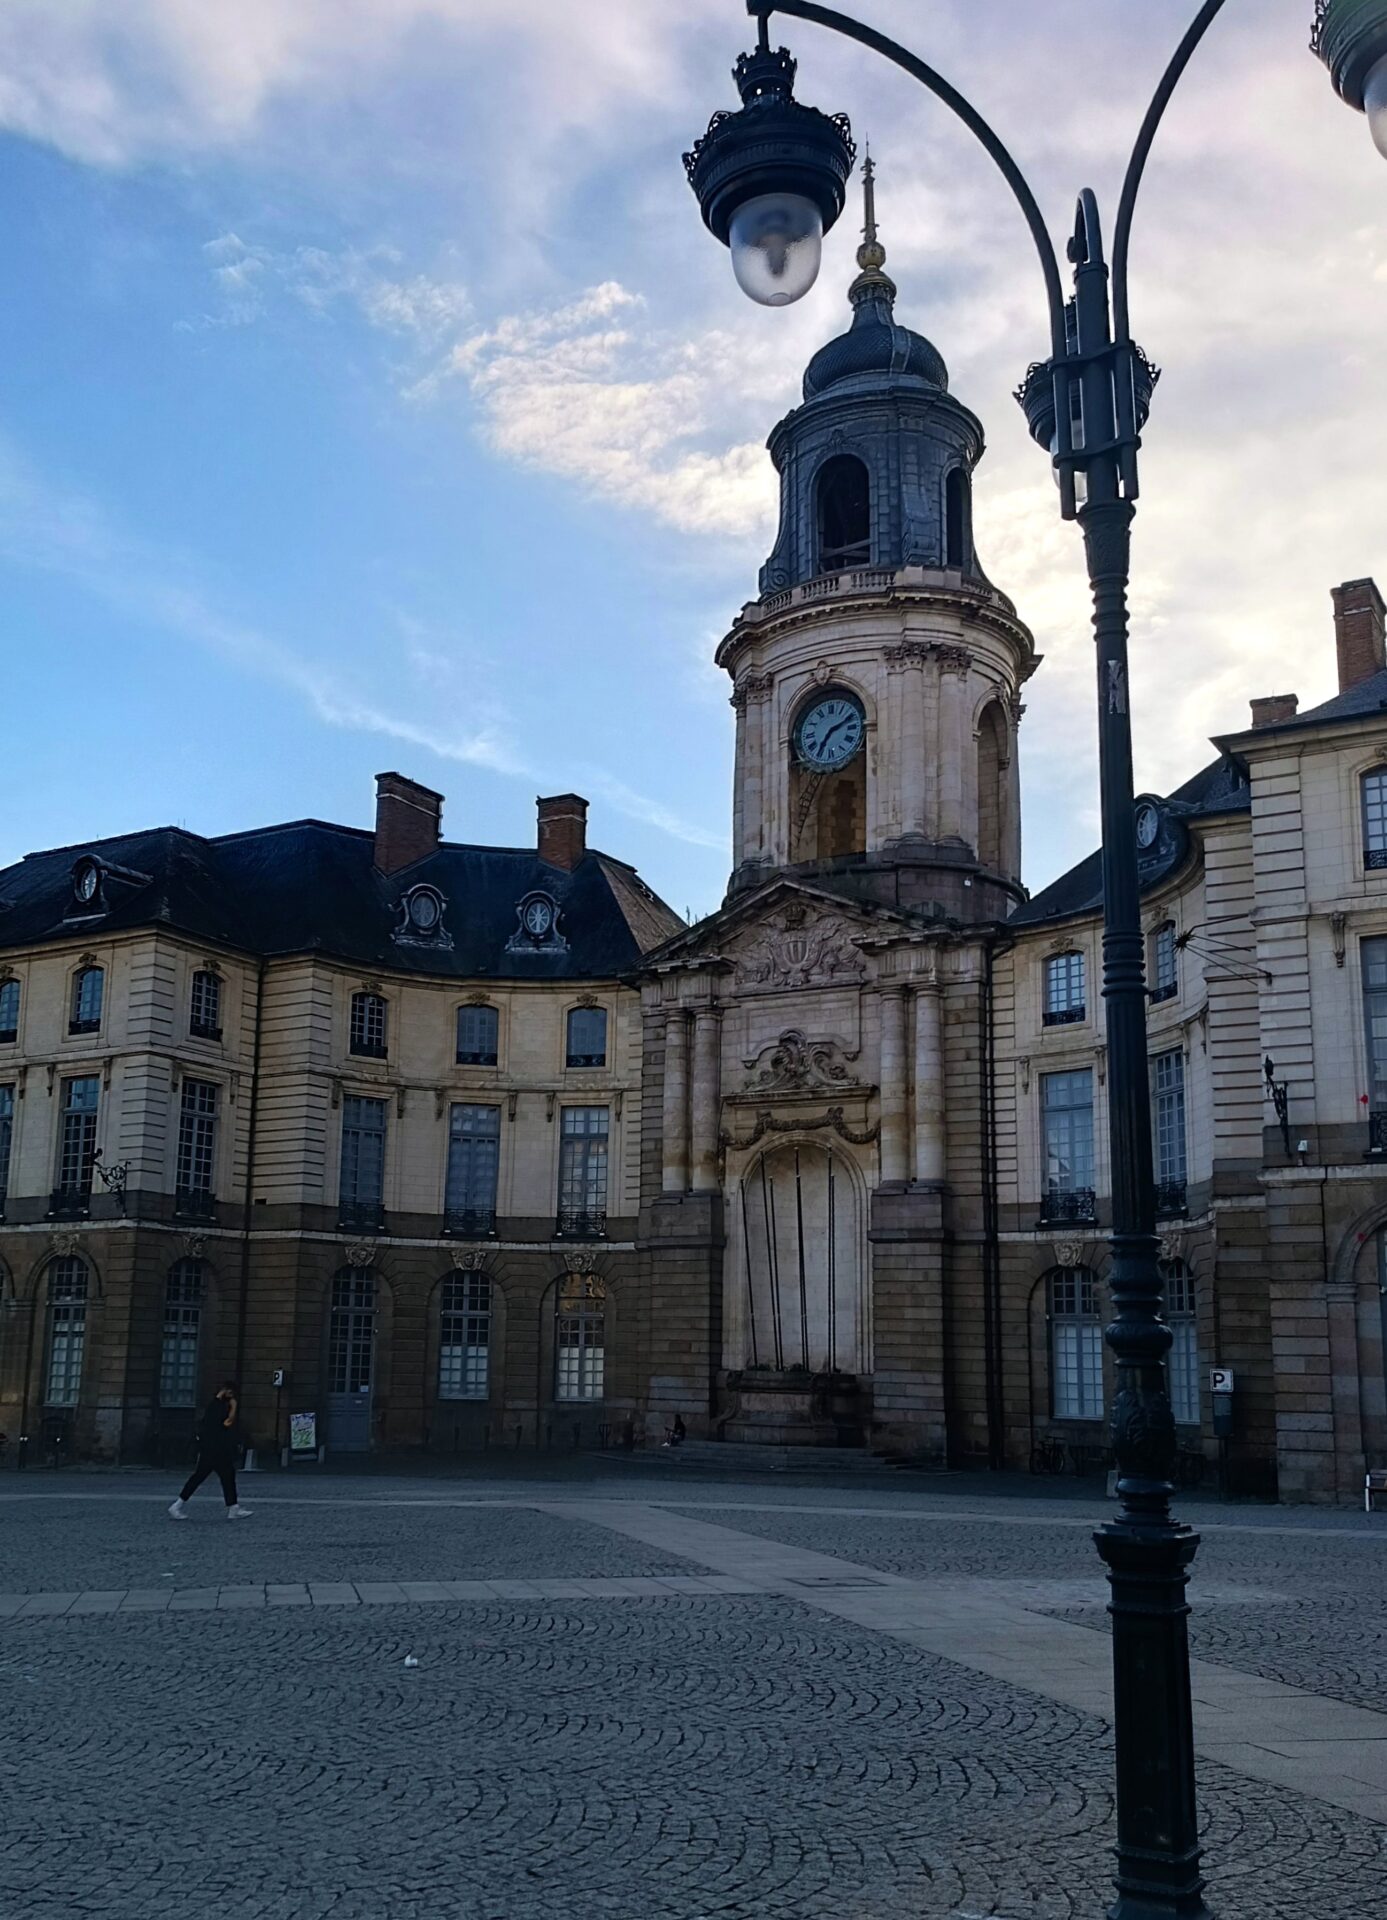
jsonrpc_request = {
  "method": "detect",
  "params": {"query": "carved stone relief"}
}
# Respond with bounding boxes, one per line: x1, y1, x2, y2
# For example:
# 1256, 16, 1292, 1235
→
742, 1028, 858, 1095
733, 909, 867, 991
449, 1248, 490, 1272
345, 1241, 376, 1268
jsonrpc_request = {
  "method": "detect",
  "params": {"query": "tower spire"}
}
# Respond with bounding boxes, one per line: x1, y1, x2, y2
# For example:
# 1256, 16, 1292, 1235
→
848, 151, 896, 311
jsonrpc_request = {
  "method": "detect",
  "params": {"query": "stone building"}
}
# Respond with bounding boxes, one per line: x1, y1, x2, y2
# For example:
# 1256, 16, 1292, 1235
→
4, 186, 1387, 1499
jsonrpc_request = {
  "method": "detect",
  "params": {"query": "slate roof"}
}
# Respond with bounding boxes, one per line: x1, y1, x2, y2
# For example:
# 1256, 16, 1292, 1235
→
1219, 666, 1387, 735
0, 819, 685, 979
1010, 752, 1251, 928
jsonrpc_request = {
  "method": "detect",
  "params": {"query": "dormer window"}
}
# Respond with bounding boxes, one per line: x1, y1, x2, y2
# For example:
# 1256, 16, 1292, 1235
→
190, 969, 223, 1041
816, 454, 871, 572
70, 859, 103, 913
70, 966, 104, 1036
395, 884, 452, 949
349, 990, 388, 1060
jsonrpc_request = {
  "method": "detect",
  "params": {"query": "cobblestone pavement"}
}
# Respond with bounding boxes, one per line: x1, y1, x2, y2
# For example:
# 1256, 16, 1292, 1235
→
2, 1470, 1385, 1919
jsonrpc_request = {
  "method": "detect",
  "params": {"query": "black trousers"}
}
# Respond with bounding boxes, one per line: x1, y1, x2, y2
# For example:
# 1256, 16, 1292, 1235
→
180, 1454, 237, 1506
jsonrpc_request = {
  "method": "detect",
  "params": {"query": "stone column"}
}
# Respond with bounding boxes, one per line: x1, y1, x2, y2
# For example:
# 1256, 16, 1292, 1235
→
913, 983, 946, 1183
937, 648, 970, 843
730, 692, 748, 871
690, 1006, 723, 1193
878, 986, 909, 1186
661, 1010, 690, 1195
885, 641, 930, 841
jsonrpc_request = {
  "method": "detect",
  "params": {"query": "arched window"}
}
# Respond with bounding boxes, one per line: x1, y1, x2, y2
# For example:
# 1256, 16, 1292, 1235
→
556, 1272, 606, 1401
45, 1256, 90, 1407
160, 1260, 205, 1408
456, 1004, 499, 1066
1162, 1259, 1199, 1426
329, 1268, 376, 1398
0, 977, 19, 1044
816, 454, 871, 572
976, 702, 1007, 870
566, 1006, 608, 1068
1048, 1267, 1104, 1420
190, 969, 223, 1040
70, 966, 104, 1035
349, 991, 388, 1059
945, 468, 970, 569
439, 1270, 491, 1400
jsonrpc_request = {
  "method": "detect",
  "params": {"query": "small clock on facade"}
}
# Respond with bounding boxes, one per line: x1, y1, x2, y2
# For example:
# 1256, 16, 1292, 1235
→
1135, 800, 1161, 851
795, 690, 866, 771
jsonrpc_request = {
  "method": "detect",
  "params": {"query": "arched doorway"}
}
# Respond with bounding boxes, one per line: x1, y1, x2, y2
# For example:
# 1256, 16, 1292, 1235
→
326, 1266, 376, 1451
735, 1141, 863, 1375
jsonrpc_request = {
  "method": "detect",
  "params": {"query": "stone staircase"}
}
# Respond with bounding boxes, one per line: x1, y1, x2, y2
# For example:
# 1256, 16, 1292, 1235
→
646, 1438, 895, 1475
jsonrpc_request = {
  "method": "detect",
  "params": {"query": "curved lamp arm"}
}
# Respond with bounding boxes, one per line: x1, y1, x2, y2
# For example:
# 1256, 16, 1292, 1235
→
751, 1, 1068, 359
1112, 0, 1233, 344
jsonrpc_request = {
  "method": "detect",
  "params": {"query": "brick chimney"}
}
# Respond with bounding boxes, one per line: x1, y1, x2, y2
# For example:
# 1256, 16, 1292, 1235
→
373, 771, 443, 874
537, 793, 588, 872
1333, 577, 1386, 693
1249, 694, 1299, 730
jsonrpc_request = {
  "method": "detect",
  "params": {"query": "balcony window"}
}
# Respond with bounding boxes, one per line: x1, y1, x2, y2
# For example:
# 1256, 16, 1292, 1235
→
1363, 770, 1387, 870
555, 1272, 606, 1402
0, 978, 18, 1044
1150, 922, 1178, 1004
159, 1259, 204, 1409
349, 991, 388, 1060
189, 969, 222, 1041
175, 1078, 218, 1215
53, 1076, 99, 1212
69, 966, 104, 1036
340, 1094, 386, 1228
1152, 1049, 1187, 1216
439, 1270, 491, 1401
456, 1004, 499, 1067
44, 1255, 90, 1407
1040, 1068, 1095, 1222
1363, 938, 1387, 1147
566, 1005, 608, 1069
557, 1106, 608, 1238
1162, 1259, 1200, 1427
1049, 1267, 1104, 1421
0, 1083, 12, 1215
1043, 952, 1085, 1026
444, 1104, 500, 1236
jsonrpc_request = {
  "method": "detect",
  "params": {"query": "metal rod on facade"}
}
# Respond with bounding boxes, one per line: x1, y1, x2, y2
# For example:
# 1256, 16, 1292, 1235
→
761, 1156, 785, 1370
827, 1158, 837, 1373
793, 1145, 810, 1368
741, 1175, 760, 1368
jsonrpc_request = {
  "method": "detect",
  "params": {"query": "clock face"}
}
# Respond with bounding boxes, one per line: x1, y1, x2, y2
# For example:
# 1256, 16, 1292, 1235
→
75, 862, 99, 902
1135, 803, 1160, 851
796, 693, 865, 771
523, 897, 554, 938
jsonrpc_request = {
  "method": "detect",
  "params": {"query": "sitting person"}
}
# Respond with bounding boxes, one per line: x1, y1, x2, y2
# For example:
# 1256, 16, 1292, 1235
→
662, 1414, 687, 1448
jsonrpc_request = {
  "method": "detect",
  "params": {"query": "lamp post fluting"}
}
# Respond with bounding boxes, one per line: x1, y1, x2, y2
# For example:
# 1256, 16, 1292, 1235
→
686, 3, 1387, 1916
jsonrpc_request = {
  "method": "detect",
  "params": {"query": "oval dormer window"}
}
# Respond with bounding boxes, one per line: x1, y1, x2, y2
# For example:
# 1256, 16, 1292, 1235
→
71, 859, 102, 909
406, 886, 443, 934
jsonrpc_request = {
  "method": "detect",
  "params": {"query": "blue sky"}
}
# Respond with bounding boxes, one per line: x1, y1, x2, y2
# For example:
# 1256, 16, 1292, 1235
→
0, 1, 1383, 919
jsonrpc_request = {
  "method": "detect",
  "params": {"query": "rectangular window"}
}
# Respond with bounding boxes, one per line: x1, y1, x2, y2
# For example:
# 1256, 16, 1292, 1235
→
1152, 1049, 1187, 1212
46, 1304, 86, 1407
1164, 1262, 1199, 1427
175, 1078, 219, 1199
1363, 771, 1387, 869
439, 1272, 491, 1400
349, 992, 388, 1059
1150, 923, 1178, 1003
1043, 952, 1085, 1025
0, 1083, 13, 1210
1363, 939, 1387, 1127
0, 978, 18, 1043
340, 1095, 387, 1218
159, 1264, 204, 1409
445, 1104, 500, 1232
1041, 1069, 1094, 1209
456, 1004, 499, 1066
557, 1106, 609, 1236
566, 1006, 608, 1068
190, 970, 222, 1040
70, 967, 104, 1035
1050, 1268, 1104, 1421
56, 1076, 100, 1200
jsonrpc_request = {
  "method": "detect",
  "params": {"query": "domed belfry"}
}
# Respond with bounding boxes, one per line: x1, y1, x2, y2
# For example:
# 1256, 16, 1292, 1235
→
637, 161, 1039, 1464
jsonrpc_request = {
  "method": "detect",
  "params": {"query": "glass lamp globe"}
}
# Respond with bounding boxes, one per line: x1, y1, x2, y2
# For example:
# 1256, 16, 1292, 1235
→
1367, 53, 1387, 161
728, 192, 823, 305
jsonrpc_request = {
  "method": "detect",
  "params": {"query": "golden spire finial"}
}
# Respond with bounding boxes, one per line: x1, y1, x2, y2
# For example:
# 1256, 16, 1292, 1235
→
857, 147, 887, 274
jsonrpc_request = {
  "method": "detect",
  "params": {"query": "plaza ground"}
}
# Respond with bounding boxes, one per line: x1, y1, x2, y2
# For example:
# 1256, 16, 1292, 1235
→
2, 1458, 1385, 1919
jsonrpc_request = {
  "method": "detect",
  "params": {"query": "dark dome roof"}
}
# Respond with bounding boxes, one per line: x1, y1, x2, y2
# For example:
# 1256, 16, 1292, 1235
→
803, 283, 948, 400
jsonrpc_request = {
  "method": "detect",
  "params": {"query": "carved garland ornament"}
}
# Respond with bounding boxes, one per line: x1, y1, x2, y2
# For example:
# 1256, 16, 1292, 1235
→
720, 1106, 880, 1152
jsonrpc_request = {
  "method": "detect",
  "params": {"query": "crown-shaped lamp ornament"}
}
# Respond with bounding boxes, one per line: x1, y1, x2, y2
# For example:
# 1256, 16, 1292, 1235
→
1314, 0, 1387, 159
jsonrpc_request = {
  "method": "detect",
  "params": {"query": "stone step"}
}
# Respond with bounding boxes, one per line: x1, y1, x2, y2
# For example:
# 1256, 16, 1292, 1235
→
648, 1438, 887, 1474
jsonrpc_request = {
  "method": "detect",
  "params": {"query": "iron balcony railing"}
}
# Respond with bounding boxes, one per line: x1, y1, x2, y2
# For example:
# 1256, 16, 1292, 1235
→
556, 1209, 607, 1240
1154, 1178, 1187, 1218
443, 1206, 497, 1238
1369, 1111, 1387, 1155
1042, 1005, 1085, 1027
1149, 981, 1178, 1005
1365, 847, 1387, 871
48, 1185, 92, 1219
338, 1200, 386, 1233
1040, 1186, 1098, 1226
174, 1186, 218, 1222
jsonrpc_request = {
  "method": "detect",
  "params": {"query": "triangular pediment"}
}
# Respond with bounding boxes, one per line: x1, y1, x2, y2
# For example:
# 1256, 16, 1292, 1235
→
644, 878, 926, 990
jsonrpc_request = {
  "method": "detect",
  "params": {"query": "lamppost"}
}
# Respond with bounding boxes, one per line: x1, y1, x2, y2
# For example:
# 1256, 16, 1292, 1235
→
685, 4, 1387, 1917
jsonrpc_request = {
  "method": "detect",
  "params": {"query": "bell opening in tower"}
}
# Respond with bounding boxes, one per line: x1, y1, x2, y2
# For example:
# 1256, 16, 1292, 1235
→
816, 454, 871, 573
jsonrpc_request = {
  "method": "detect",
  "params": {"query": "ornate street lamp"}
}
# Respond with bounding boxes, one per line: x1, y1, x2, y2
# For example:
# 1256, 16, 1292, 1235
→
1315, 0, 1387, 159
686, 5, 1386, 1918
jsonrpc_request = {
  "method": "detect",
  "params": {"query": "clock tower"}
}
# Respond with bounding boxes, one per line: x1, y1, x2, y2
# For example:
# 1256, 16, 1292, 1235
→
720, 159, 1037, 919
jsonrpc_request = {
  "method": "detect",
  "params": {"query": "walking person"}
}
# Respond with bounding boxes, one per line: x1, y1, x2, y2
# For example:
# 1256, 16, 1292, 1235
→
168, 1380, 251, 1521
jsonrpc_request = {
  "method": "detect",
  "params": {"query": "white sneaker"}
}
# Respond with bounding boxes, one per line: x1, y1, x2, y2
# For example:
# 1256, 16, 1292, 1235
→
226, 1504, 252, 1521
168, 1499, 189, 1520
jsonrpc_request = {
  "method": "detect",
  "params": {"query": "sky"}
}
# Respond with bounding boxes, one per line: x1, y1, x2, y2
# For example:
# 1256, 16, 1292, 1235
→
0, 0, 1383, 920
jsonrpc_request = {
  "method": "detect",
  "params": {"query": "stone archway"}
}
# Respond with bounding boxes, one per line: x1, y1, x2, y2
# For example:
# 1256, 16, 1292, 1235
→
733, 1139, 864, 1377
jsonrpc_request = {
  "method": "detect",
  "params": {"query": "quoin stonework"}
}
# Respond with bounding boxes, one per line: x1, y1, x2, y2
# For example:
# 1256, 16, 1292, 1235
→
3, 228, 1386, 1503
